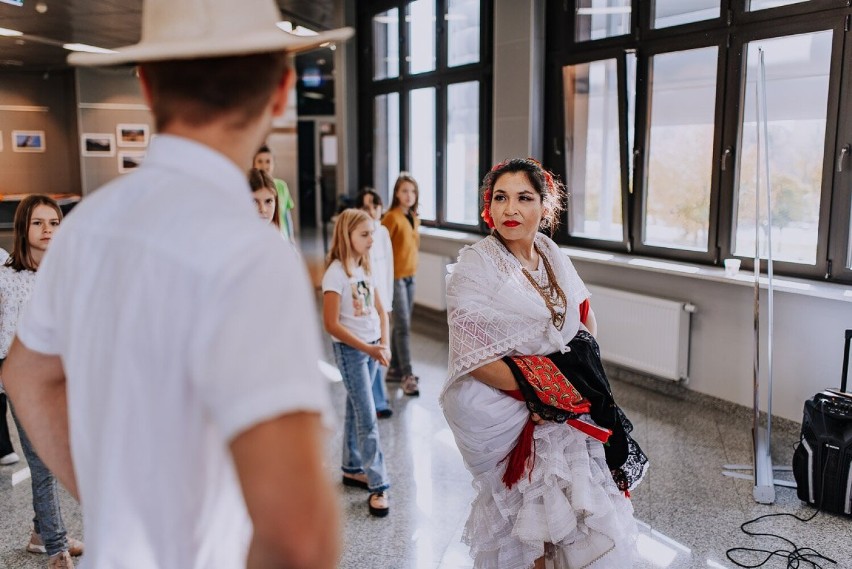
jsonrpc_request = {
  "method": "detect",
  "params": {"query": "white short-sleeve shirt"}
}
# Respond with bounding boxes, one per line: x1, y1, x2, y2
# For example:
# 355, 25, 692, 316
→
370, 221, 394, 312
17, 135, 331, 569
321, 260, 381, 344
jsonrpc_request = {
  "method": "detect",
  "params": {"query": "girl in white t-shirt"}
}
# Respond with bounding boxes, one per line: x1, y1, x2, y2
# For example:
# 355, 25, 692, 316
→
322, 208, 391, 517
356, 188, 394, 419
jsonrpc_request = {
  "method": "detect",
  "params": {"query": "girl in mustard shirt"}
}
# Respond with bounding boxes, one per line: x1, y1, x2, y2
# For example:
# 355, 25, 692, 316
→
381, 172, 420, 396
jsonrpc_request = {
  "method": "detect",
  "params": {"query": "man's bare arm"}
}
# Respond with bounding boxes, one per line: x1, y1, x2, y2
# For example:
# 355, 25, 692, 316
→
230, 411, 340, 569
3, 337, 77, 498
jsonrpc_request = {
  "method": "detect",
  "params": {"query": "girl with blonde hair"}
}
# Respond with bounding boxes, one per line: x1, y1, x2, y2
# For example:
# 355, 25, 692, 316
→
322, 208, 392, 517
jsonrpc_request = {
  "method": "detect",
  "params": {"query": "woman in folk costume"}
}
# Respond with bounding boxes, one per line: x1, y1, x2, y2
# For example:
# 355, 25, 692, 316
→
441, 158, 648, 569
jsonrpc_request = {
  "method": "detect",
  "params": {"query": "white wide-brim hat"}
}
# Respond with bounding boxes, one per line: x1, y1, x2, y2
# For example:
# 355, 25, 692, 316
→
68, 0, 353, 67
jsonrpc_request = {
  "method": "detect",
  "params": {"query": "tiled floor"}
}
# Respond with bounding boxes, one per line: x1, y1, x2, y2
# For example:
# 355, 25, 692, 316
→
1, 239, 850, 568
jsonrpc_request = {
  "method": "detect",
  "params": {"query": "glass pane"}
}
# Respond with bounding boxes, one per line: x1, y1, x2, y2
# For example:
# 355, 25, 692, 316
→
653, 0, 720, 28
407, 0, 436, 74
447, 0, 479, 67
748, 0, 810, 10
445, 81, 479, 225
575, 0, 631, 42
626, 53, 637, 194
644, 46, 719, 251
373, 8, 399, 80
373, 93, 400, 204
848, 204, 852, 269
734, 31, 832, 265
563, 59, 623, 241
409, 87, 436, 220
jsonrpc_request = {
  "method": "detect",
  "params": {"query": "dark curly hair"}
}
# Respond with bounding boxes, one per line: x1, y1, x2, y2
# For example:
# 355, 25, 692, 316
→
481, 158, 565, 233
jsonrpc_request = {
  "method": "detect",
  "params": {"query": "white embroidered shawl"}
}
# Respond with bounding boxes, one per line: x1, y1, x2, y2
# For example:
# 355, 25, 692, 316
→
441, 233, 590, 403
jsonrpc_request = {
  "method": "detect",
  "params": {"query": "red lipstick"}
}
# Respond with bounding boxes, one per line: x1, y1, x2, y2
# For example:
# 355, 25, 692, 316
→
503, 220, 520, 227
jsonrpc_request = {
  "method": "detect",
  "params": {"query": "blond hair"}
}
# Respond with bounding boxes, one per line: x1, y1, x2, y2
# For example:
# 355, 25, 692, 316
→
326, 208, 373, 277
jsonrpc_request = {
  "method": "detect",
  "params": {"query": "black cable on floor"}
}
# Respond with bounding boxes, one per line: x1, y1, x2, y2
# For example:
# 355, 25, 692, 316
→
725, 446, 837, 569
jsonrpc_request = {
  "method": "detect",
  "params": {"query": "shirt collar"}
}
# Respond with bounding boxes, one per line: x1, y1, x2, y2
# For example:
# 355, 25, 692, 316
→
143, 134, 250, 202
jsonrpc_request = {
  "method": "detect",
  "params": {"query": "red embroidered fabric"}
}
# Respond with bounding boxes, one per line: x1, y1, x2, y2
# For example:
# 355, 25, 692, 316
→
500, 354, 612, 488
509, 355, 591, 414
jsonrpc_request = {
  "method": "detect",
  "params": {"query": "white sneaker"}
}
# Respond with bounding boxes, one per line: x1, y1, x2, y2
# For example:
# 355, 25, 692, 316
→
0, 452, 19, 465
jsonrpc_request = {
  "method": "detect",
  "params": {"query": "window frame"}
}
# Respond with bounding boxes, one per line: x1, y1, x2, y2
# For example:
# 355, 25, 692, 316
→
547, 1, 852, 284
719, 14, 845, 279
548, 45, 634, 252
358, 0, 493, 231
630, 32, 729, 263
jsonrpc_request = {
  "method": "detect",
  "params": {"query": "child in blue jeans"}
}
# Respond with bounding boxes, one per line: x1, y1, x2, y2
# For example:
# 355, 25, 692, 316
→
322, 208, 391, 517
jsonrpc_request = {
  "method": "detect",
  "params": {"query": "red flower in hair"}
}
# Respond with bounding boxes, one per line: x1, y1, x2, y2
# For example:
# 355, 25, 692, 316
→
481, 188, 494, 228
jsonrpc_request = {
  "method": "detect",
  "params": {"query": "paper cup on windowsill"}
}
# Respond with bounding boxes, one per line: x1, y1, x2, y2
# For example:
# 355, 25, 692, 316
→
724, 258, 741, 277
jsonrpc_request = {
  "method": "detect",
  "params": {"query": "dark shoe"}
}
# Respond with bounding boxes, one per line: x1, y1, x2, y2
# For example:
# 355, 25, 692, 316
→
376, 408, 393, 419
401, 374, 420, 397
342, 473, 369, 490
368, 492, 389, 517
385, 368, 402, 383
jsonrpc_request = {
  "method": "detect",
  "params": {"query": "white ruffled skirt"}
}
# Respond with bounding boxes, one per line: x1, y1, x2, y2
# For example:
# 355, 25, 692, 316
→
462, 421, 638, 569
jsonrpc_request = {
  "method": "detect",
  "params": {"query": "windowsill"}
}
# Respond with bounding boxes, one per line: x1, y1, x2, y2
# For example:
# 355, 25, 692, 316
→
418, 227, 852, 304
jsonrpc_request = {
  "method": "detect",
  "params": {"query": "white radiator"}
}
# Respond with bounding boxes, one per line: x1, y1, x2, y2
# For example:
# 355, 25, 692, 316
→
587, 284, 695, 382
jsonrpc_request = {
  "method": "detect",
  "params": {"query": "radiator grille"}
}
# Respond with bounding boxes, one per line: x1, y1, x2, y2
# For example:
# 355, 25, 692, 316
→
587, 284, 694, 382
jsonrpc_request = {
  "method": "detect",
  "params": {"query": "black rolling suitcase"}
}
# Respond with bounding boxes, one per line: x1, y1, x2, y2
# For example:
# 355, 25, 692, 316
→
792, 330, 852, 515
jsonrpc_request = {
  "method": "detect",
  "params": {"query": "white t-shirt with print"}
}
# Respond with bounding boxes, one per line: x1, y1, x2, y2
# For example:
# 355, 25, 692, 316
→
322, 260, 381, 344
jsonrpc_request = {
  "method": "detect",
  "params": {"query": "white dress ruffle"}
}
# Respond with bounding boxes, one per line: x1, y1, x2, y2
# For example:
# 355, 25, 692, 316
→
463, 420, 637, 569
441, 234, 640, 569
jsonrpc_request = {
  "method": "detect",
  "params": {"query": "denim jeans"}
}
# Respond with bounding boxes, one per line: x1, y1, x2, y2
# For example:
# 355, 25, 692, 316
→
10, 407, 69, 556
332, 342, 390, 492
373, 367, 390, 413
0, 393, 14, 457
390, 276, 415, 375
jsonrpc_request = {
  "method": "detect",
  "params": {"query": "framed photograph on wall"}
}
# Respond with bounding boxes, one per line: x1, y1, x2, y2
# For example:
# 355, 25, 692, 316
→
81, 133, 116, 157
116, 123, 149, 147
12, 130, 46, 153
118, 151, 146, 173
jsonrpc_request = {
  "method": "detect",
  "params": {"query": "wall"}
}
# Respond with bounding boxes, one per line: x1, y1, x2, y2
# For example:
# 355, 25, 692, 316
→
491, 0, 544, 161
418, 231, 852, 423
0, 69, 80, 196
575, 260, 852, 422
76, 67, 153, 194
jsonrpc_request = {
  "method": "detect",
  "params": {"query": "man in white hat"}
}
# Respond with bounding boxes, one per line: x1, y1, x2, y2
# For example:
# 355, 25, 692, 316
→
3, 1, 352, 568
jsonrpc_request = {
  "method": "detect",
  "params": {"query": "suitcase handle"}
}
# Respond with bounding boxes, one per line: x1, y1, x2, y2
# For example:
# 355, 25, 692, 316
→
843, 329, 851, 393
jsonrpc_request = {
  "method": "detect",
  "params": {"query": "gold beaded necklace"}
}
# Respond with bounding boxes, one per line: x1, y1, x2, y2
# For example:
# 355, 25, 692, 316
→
494, 234, 568, 330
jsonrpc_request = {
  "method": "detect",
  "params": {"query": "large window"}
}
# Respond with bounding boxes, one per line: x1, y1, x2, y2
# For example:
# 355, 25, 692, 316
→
361, 0, 491, 228
546, 1, 852, 283
733, 31, 832, 265
373, 93, 400, 200
644, 46, 718, 252
563, 59, 624, 241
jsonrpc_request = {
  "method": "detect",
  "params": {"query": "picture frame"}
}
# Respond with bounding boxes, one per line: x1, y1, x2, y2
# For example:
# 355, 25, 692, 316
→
118, 151, 146, 173
81, 133, 116, 157
116, 123, 149, 147
12, 130, 46, 153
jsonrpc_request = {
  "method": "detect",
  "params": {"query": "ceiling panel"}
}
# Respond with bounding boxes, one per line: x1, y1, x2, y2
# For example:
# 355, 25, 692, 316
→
0, 0, 339, 71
